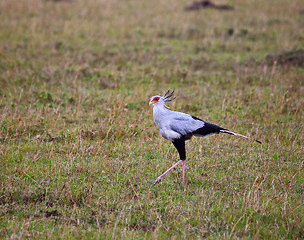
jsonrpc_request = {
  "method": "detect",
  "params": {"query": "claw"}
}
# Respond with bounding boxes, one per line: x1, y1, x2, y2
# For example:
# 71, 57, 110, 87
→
154, 178, 161, 185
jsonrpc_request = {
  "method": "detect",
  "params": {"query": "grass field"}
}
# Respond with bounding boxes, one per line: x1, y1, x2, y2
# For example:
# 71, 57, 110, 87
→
0, 0, 303, 239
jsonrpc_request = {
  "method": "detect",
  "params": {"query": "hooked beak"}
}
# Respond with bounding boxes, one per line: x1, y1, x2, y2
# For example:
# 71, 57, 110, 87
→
149, 99, 157, 105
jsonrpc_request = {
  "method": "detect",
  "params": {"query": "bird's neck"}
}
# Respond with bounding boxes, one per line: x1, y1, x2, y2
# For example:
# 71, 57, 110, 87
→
153, 104, 170, 121
153, 103, 168, 113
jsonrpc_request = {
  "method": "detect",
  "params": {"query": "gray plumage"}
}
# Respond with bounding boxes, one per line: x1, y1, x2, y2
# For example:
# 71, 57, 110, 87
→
152, 103, 209, 140
149, 90, 261, 185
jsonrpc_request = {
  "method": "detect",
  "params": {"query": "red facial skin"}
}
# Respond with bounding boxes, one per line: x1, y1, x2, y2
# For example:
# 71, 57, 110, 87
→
153, 97, 160, 102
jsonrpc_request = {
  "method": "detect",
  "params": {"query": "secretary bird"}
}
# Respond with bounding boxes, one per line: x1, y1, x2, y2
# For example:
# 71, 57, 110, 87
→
149, 90, 261, 185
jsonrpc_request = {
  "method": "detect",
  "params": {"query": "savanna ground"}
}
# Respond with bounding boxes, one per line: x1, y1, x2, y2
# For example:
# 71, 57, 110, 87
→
0, 0, 304, 239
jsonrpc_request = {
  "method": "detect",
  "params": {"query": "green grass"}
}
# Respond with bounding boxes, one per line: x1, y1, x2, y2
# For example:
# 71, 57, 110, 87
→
0, 0, 303, 239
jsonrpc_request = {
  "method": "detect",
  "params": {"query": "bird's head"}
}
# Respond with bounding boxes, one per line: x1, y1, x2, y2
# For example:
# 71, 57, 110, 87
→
149, 90, 176, 107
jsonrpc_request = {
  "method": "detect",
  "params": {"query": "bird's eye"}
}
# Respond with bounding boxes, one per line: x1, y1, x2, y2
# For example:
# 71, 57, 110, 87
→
154, 97, 160, 101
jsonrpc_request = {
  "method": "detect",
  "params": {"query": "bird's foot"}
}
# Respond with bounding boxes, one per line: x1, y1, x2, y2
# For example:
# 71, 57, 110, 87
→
154, 177, 162, 185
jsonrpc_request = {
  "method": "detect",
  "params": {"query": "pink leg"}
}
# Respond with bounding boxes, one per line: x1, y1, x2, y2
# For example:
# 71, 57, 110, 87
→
154, 160, 184, 185
182, 160, 185, 185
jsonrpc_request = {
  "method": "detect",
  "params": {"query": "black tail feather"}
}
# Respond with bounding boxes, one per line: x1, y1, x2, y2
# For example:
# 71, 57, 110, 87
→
193, 121, 226, 136
220, 129, 262, 144
191, 116, 261, 144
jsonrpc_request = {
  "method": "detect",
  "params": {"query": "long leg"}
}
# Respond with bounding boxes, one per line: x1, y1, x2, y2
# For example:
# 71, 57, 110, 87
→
182, 160, 185, 185
154, 160, 184, 185
173, 138, 186, 185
